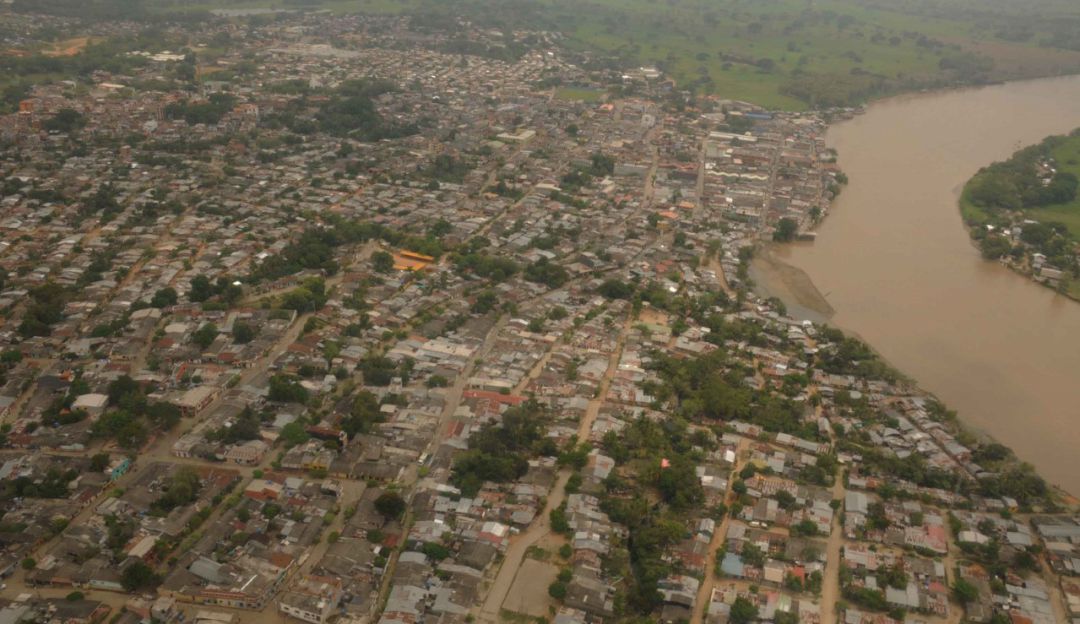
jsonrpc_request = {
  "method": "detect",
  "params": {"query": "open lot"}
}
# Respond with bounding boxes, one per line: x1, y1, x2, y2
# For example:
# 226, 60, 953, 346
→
500, 558, 559, 618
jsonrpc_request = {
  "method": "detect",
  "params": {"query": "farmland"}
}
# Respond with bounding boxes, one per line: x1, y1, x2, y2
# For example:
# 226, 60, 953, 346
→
13, 0, 1080, 109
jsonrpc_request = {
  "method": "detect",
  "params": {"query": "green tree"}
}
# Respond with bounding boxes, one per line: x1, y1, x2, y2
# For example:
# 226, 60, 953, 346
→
121, 560, 161, 592
268, 375, 309, 403
421, 541, 450, 560
280, 422, 310, 447
371, 251, 395, 273
730, 596, 758, 624
773, 217, 798, 242
232, 322, 256, 344
43, 108, 86, 133
90, 452, 110, 472
192, 323, 219, 349
150, 287, 178, 308
189, 275, 213, 302
374, 491, 406, 520
953, 577, 979, 604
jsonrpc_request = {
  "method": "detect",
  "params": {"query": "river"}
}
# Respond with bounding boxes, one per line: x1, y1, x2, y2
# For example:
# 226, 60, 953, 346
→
757, 74, 1080, 496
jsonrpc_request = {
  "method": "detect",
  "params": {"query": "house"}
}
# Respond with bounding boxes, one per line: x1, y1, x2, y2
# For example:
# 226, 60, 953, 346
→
72, 393, 109, 416
278, 575, 344, 624
225, 440, 269, 465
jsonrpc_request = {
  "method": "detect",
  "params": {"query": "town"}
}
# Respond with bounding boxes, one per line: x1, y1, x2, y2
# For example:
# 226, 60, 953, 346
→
0, 8, 1075, 624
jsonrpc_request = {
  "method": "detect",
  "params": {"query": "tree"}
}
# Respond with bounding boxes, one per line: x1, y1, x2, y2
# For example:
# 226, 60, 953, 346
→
121, 560, 161, 592
371, 251, 395, 273
980, 234, 1012, 259
90, 452, 110, 472
730, 596, 758, 624
374, 491, 406, 520
150, 287, 178, 308
523, 258, 568, 288
280, 422, 310, 447
43, 108, 86, 133
773, 217, 798, 242
268, 375, 309, 403
597, 278, 634, 299
189, 274, 213, 302
740, 543, 766, 567
232, 322, 256, 344
791, 519, 820, 537
471, 290, 498, 314
953, 577, 979, 604
21, 557, 35, 570
19, 282, 66, 337
150, 467, 201, 514
421, 541, 450, 560
342, 390, 382, 436
106, 375, 140, 406
192, 323, 219, 349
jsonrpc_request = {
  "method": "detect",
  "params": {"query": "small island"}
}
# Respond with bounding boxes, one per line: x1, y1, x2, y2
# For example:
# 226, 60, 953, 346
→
960, 129, 1080, 298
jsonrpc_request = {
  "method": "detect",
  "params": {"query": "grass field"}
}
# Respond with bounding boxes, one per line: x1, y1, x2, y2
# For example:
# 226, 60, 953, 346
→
129, 0, 1080, 109
554, 87, 605, 102
1028, 134, 1080, 238
959, 190, 992, 226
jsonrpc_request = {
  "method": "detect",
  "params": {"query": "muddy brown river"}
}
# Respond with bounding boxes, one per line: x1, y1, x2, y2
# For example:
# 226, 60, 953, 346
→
759, 75, 1080, 495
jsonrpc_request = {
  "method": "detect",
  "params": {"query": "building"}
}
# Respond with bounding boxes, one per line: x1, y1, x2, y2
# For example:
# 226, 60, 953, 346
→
278, 575, 344, 624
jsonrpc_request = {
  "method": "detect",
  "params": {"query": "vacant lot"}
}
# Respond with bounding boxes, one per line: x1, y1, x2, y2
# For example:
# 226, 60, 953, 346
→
501, 558, 558, 618
555, 87, 605, 102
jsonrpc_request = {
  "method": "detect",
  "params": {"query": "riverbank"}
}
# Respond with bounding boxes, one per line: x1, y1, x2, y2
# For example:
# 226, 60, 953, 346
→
748, 244, 833, 321
752, 240, 1080, 505
956, 128, 1080, 302
749, 74, 1080, 496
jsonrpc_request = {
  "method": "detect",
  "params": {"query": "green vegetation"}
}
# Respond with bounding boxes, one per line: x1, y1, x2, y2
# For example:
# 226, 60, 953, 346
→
19, 283, 66, 338
340, 390, 385, 436
121, 560, 162, 592
90, 376, 181, 449
729, 597, 759, 624
334, 0, 1080, 110
17, 0, 1080, 112
165, 93, 237, 126
42, 108, 87, 134
960, 129, 1080, 287
644, 349, 824, 440
524, 258, 569, 288
773, 217, 799, 242
249, 217, 443, 283
192, 322, 219, 349
268, 374, 309, 404
374, 491, 406, 519
293, 78, 416, 140
150, 467, 201, 515
962, 130, 1080, 225
452, 243, 521, 282
451, 400, 554, 496
207, 406, 261, 444
1, 467, 78, 501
